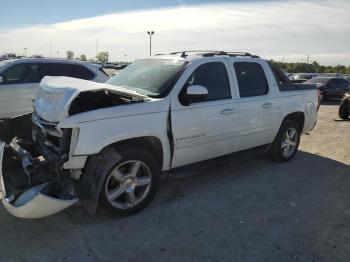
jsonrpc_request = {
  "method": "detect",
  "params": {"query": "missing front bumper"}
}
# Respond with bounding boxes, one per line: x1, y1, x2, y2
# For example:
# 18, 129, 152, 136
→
0, 140, 78, 219
2, 182, 77, 219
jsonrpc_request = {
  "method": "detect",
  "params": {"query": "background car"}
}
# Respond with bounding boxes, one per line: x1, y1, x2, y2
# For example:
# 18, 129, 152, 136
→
290, 73, 318, 83
0, 58, 110, 119
305, 77, 350, 101
339, 91, 350, 119
344, 75, 350, 82
318, 73, 343, 78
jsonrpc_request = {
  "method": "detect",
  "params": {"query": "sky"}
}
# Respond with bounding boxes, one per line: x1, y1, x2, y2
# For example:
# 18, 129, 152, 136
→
1, 0, 349, 65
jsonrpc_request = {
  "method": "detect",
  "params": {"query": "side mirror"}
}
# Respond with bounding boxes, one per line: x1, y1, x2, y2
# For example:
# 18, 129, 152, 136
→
0, 76, 3, 83
182, 85, 208, 105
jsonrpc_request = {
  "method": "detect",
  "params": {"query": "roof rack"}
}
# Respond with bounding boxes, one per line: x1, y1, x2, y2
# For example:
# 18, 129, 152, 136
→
167, 50, 260, 58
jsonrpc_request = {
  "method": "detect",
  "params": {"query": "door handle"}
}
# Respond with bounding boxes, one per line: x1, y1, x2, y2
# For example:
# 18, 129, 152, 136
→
220, 108, 236, 114
262, 102, 273, 109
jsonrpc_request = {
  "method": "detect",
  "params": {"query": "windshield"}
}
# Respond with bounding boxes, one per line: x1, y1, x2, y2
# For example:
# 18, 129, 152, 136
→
106, 59, 187, 97
305, 77, 330, 85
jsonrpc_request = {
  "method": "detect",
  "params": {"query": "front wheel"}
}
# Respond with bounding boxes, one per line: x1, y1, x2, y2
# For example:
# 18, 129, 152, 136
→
99, 146, 160, 215
269, 120, 301, 162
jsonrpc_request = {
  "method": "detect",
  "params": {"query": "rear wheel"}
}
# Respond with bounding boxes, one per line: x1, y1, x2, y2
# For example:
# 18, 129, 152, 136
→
269, 120, 301, 162
339, 102, 349, 120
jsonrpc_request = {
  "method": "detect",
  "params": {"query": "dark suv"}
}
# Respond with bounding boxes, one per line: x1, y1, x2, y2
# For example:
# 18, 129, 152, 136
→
305, 77, 350, 101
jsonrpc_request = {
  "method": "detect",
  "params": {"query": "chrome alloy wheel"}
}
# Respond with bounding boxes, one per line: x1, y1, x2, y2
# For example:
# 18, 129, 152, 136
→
281, 127, 298, 158
105, 160, 152, 209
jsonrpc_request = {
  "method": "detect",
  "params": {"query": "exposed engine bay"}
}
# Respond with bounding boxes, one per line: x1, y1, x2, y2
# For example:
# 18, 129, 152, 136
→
68, 90, 134, 116
0, 77, 151, 218
0, 94, 142, 218
0, 114, 78, 218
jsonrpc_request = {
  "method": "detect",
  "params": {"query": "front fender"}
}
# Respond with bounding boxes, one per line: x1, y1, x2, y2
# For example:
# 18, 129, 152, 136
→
69, 112, 171, 171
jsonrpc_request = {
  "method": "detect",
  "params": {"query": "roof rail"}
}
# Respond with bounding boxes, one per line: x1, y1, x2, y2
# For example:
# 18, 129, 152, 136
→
167, 50, 260, 58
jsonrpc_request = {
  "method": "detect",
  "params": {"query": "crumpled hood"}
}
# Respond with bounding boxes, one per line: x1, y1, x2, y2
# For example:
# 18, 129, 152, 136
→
34, 76, 149, 123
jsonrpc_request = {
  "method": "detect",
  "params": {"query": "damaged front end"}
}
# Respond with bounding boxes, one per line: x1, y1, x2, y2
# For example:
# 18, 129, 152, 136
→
0, 114, 78, 219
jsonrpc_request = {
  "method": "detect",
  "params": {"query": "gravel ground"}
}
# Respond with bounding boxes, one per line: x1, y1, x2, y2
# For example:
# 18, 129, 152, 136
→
0, 102, 349, 262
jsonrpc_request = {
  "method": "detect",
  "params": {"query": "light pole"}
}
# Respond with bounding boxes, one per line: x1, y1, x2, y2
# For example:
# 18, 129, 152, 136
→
147, 31, 154, 56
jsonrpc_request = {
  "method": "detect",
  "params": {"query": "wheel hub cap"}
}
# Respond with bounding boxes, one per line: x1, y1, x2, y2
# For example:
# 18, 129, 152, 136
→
281, 127, 298, 158
104, 160, 152, 209
123, 178, 136, 193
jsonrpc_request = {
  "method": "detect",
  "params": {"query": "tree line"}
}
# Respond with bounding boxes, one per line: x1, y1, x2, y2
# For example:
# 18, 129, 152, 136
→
66, 50, 109, 63
271, 60, 350, 74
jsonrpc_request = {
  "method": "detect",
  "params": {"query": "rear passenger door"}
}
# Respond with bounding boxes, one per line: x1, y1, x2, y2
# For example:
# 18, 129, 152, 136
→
0, 63, 40, 118
232, 60, 278, 150
327, 79, 342, 98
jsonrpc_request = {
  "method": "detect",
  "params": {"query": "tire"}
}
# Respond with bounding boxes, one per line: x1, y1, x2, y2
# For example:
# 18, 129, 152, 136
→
269, 120, 301, 162
339, 102, 349, 120
97, 145, 160, 216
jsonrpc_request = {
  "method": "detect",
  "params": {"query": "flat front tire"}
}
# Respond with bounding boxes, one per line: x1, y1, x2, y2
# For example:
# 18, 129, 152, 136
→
269, 120, 301, 162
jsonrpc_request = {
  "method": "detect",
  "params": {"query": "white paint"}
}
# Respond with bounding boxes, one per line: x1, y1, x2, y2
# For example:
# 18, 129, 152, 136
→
0, 54, 319, 218
41, 55, 317, 171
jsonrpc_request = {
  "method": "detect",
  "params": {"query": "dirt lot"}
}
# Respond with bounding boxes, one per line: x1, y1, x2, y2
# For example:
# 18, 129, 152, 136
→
0, 103, 349, 262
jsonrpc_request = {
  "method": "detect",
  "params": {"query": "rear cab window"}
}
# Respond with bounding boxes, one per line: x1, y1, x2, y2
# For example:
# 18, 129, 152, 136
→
268, 62, 294, 91
233, 62, 269, 97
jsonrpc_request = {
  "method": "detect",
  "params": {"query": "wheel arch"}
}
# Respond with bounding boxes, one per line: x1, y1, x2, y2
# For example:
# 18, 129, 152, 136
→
77, 136, 164, 214
107, 136, 164, 169
280, 111, 305, 133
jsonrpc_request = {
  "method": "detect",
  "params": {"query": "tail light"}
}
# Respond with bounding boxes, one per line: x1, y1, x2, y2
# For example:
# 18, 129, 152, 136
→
317, 89, 321, 111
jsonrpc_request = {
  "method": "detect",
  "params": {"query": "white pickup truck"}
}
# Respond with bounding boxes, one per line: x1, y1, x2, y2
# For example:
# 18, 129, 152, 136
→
0, 51, 319, 219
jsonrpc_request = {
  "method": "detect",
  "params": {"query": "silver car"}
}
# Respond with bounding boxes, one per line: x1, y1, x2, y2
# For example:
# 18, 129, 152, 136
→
0, 58, 110, 119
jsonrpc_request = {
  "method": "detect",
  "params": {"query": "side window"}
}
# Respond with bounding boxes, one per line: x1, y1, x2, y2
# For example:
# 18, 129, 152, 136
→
328, 79, 338, 87
268, 62, 292, 89
39, 63, 94, 80
338, 79, 348, 86
2, 64, 39, 84
183, 62, 231, 102
65, 64, 95, 80
39, 63, 67, 80
234, 62, 268, 97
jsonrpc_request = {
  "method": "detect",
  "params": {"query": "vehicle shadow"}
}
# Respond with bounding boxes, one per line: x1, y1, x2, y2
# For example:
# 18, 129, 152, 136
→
0, 150, 349, 261
333, 119, 350, 122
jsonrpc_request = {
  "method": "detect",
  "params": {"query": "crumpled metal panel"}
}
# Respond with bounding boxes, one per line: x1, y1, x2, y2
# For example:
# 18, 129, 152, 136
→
2, 183, 78, 219
0, 142, 78, 219
35, 76, 149, 123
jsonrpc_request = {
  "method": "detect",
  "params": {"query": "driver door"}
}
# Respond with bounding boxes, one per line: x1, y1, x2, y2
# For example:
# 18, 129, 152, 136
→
170, 60, 239, 168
